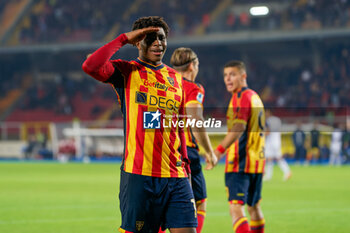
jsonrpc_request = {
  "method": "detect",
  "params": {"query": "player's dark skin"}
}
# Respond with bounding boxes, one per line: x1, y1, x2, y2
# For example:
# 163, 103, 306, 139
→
125, 27, 196, 233
125, 27, 167, 66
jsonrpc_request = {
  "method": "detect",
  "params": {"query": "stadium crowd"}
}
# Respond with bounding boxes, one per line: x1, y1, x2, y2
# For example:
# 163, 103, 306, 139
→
1, 0, 350, 164
19, 0, 133, 44
199, 44, 350, 110
14, 0, 350, 44
18, 0, 218, 44
2, 43, 348, 118
219, 0, 350, 33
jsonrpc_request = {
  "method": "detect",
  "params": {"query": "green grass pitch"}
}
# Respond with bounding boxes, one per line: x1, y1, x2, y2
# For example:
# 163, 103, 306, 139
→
0, 162, 349, 233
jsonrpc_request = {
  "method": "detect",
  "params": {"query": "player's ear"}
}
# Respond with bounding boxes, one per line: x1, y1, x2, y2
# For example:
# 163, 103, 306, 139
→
242, 72, 247, 80
188, 62, 194, 72
135, 41, 141, 49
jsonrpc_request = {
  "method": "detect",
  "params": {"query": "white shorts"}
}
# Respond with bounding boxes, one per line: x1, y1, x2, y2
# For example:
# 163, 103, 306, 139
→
265, 144, 282, 158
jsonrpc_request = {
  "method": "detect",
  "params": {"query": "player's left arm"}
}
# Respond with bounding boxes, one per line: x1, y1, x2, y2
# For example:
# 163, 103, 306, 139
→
214, 122, 246, 160
186, 102, 217, 169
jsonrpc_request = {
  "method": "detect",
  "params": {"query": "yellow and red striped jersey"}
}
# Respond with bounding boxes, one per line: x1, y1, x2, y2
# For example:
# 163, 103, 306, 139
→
225, 87, 266, 174
182, 78, 205, 149
106, 58, 188, 178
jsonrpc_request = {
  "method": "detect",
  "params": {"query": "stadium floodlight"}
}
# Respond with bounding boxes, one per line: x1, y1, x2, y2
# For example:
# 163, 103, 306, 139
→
249, 6, 269, 16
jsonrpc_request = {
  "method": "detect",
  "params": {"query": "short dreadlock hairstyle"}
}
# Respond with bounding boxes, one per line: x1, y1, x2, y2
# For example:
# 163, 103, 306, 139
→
132, 16, 170, 37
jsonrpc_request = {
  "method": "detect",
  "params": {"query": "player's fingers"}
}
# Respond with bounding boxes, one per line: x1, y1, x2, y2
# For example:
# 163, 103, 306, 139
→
205, 162, 213, 170
213, 156, 218, 165
141, 27, 160, 34
126, 28, 160, 45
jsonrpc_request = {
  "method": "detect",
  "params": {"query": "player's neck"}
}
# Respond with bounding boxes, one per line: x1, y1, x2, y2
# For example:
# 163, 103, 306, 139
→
180, 71, 195, 82
138, 56, 162, 66
233, 84, 248, 93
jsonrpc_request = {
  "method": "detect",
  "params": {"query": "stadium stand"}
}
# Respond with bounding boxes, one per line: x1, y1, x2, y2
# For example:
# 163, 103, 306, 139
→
210, 0, 350, 33
6, 73, 118, 122
11, 0, 135, 45
2, 0, 349, 45
0, 0, 349, 162
12, 0, 222, 45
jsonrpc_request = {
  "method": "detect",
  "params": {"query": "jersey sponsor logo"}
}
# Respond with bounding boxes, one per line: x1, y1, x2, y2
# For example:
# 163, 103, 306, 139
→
135, 91, 147, 104
135, 92, 180, 111
143, 80, 170, 91
167, 76, 174, 86
149, 95, 180, 112
143, 110, 161, 129
196, 92, 204, 103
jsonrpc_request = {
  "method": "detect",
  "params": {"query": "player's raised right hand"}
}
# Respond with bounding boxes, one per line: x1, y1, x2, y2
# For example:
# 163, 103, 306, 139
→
124, 27, 160, 45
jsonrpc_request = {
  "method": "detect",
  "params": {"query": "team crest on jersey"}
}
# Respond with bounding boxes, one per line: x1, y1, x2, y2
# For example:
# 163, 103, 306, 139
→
136, 221, 144, 231
167, 76, 174, 86
196, 93, 204, 104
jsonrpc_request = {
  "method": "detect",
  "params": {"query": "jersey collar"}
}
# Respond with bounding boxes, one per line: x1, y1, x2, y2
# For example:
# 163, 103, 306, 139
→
136, 58, 164, 70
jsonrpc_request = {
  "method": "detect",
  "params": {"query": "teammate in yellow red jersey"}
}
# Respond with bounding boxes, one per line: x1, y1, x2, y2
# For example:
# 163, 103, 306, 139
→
82, 16, 196, 233
170, 47, 217, 233
214, 61, 266, 233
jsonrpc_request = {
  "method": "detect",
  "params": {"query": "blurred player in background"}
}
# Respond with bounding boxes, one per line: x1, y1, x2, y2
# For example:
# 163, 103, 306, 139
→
329, 123, 343, 166
341, 122, 350, 163
214, 61, 265, 233
83, 16, 197, 233
263, 109, 291, 181
170, 47, 218, 233
292, 122, 306, 165
309, 122, 320, 163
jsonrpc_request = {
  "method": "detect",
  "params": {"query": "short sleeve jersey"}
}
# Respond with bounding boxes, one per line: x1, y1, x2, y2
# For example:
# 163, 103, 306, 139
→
225, 87, 266, 174
182, 78, 205, 149
107, 58, 188, 178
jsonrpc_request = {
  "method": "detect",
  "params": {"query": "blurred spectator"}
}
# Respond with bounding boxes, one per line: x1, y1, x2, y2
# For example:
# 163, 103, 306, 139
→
19, 0, 220, 44
58, 138, 76, 162
319, 142, 330, 162
293, 122, 306, 164
36, 131, 48, 149
23, 134, 37, 159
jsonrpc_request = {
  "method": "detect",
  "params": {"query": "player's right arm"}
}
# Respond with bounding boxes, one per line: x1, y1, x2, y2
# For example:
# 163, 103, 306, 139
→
214, 93, 250, 160
214, 122, 246, 160
82, 27, 159, 81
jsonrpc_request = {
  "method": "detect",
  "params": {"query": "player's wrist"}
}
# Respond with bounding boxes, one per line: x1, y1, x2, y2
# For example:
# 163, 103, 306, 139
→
216, 144, 226, 154
119, 33, 129, 45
